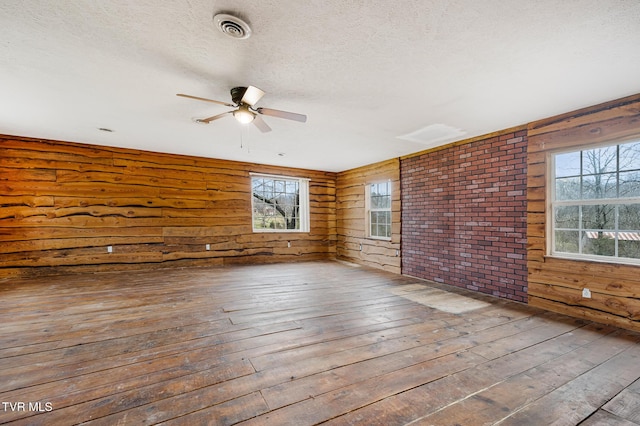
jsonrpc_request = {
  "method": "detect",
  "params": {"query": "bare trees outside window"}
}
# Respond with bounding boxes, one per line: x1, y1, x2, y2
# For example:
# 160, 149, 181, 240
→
251, 174, 310, 232
552, 139, 640, 262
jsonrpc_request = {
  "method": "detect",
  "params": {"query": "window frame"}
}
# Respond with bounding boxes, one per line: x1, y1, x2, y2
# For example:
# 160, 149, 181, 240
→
548, 139, 640, 265
250, 173, 310, 233
366, 180, 392, 240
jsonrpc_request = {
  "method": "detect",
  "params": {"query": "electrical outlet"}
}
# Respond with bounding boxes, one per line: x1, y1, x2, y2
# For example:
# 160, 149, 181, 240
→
107, 246, 113, 253
205, 244, 210, 251
359, 244, 362, 251
287, 241, 291, 248
396, 249, 399, 257
582, 288, 591, 298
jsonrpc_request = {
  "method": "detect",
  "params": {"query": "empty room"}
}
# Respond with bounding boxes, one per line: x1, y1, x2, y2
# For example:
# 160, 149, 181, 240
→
2, 1, 640, 425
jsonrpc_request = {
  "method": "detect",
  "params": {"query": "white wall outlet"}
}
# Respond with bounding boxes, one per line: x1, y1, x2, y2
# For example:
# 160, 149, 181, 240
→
582, 288, 592, 298
287, 241, 291, 248
359, 243, 362, 251
205, 244, 210, 251
107, 246, 113, 253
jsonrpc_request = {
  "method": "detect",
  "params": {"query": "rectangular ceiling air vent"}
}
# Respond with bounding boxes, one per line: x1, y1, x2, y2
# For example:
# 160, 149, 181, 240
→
397, 123, 466, 147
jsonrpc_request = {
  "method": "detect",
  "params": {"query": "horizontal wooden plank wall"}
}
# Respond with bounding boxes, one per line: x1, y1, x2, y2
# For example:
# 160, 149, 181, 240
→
336, 158, 401, 273
527, 93, 640, 332
0, 135, 337, 279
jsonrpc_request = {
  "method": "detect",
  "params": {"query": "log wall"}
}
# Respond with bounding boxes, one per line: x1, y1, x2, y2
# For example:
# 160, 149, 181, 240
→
0, 135, 336, 279
527, 93, 640, 332
336, 158, 401, 273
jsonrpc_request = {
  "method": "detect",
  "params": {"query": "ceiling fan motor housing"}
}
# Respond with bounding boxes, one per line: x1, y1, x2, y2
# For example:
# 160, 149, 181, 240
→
230, 87, 248, 105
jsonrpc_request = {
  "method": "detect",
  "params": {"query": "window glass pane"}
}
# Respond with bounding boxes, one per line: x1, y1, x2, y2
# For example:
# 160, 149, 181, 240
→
555, 176, 580, 200
555, 230, 579, 253
371, 196, 380, 209
582, 205, 615, 230
372, 182, 386, 195
583, 146, 617, 174
382, 195, 391, 209
582, 173, 617, 199
619, 141, 640, 171
554, 205, 579, 228
371, 195, 378, 209
619, 171, 640, 198
619, 239, 640, 259
582, 231, 615, 256
619, 204, 640, 229
555, 152, 581, 178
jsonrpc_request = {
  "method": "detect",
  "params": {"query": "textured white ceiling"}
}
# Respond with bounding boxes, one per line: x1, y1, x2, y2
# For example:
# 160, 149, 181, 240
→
1, 1, 639, 172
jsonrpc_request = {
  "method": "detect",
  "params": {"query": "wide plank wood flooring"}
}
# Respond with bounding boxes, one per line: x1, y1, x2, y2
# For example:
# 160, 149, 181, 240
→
1, 260, 640, 425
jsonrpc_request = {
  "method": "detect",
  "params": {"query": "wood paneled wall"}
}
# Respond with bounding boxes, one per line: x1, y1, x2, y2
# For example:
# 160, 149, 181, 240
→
527, 94, 640, 332
0, 136, 336, 279
336, 159, 401, 273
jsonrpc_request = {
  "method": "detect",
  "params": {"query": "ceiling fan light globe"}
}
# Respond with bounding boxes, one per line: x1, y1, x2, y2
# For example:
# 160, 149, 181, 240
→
233, 108, 255, 124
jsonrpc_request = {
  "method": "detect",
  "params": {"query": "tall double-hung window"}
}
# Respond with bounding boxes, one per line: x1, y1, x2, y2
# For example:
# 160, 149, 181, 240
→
551, 139, 640, 263
367, 181, 392, 239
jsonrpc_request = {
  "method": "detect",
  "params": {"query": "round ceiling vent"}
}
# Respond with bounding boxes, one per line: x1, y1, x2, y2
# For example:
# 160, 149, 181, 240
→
213, 13, 252, 39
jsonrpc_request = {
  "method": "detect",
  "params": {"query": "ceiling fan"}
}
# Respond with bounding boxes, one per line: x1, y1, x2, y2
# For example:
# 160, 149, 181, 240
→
177, 86, 307, 133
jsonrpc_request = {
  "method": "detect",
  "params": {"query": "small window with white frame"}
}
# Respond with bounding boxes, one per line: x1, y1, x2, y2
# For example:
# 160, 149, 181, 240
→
251, 173, 310, 232
367, 181, 392, 239
551, 138, 640, 263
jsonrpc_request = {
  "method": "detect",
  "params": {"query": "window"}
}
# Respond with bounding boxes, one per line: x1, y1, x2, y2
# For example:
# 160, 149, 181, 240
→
551, 139, 640, 263
251, 173, 310, 232
367, 181, 392, 239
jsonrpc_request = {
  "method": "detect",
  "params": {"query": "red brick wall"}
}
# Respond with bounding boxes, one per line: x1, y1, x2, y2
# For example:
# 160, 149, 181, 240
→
401, 130, 528, 302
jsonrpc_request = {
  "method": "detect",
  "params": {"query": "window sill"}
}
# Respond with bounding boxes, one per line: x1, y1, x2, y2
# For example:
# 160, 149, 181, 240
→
367, 236, 392, 242
253, 229, 309, 233
546, 253, 640, 267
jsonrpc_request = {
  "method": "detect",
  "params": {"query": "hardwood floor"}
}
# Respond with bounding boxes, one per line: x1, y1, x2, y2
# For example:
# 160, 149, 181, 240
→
1, 260, 639, 425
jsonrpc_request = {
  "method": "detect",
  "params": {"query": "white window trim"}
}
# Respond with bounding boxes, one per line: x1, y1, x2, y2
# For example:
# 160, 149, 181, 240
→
548, 142, 640, 266
250, 173, 310, 233
366, 180, 392, 241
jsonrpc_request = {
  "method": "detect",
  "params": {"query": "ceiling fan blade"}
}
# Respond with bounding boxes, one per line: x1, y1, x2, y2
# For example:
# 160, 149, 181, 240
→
252, 115, 272, 133
177, 93, 235, 107
256, 107, 307, 123
197, 111, 232, 123
241, 86, 265, 107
